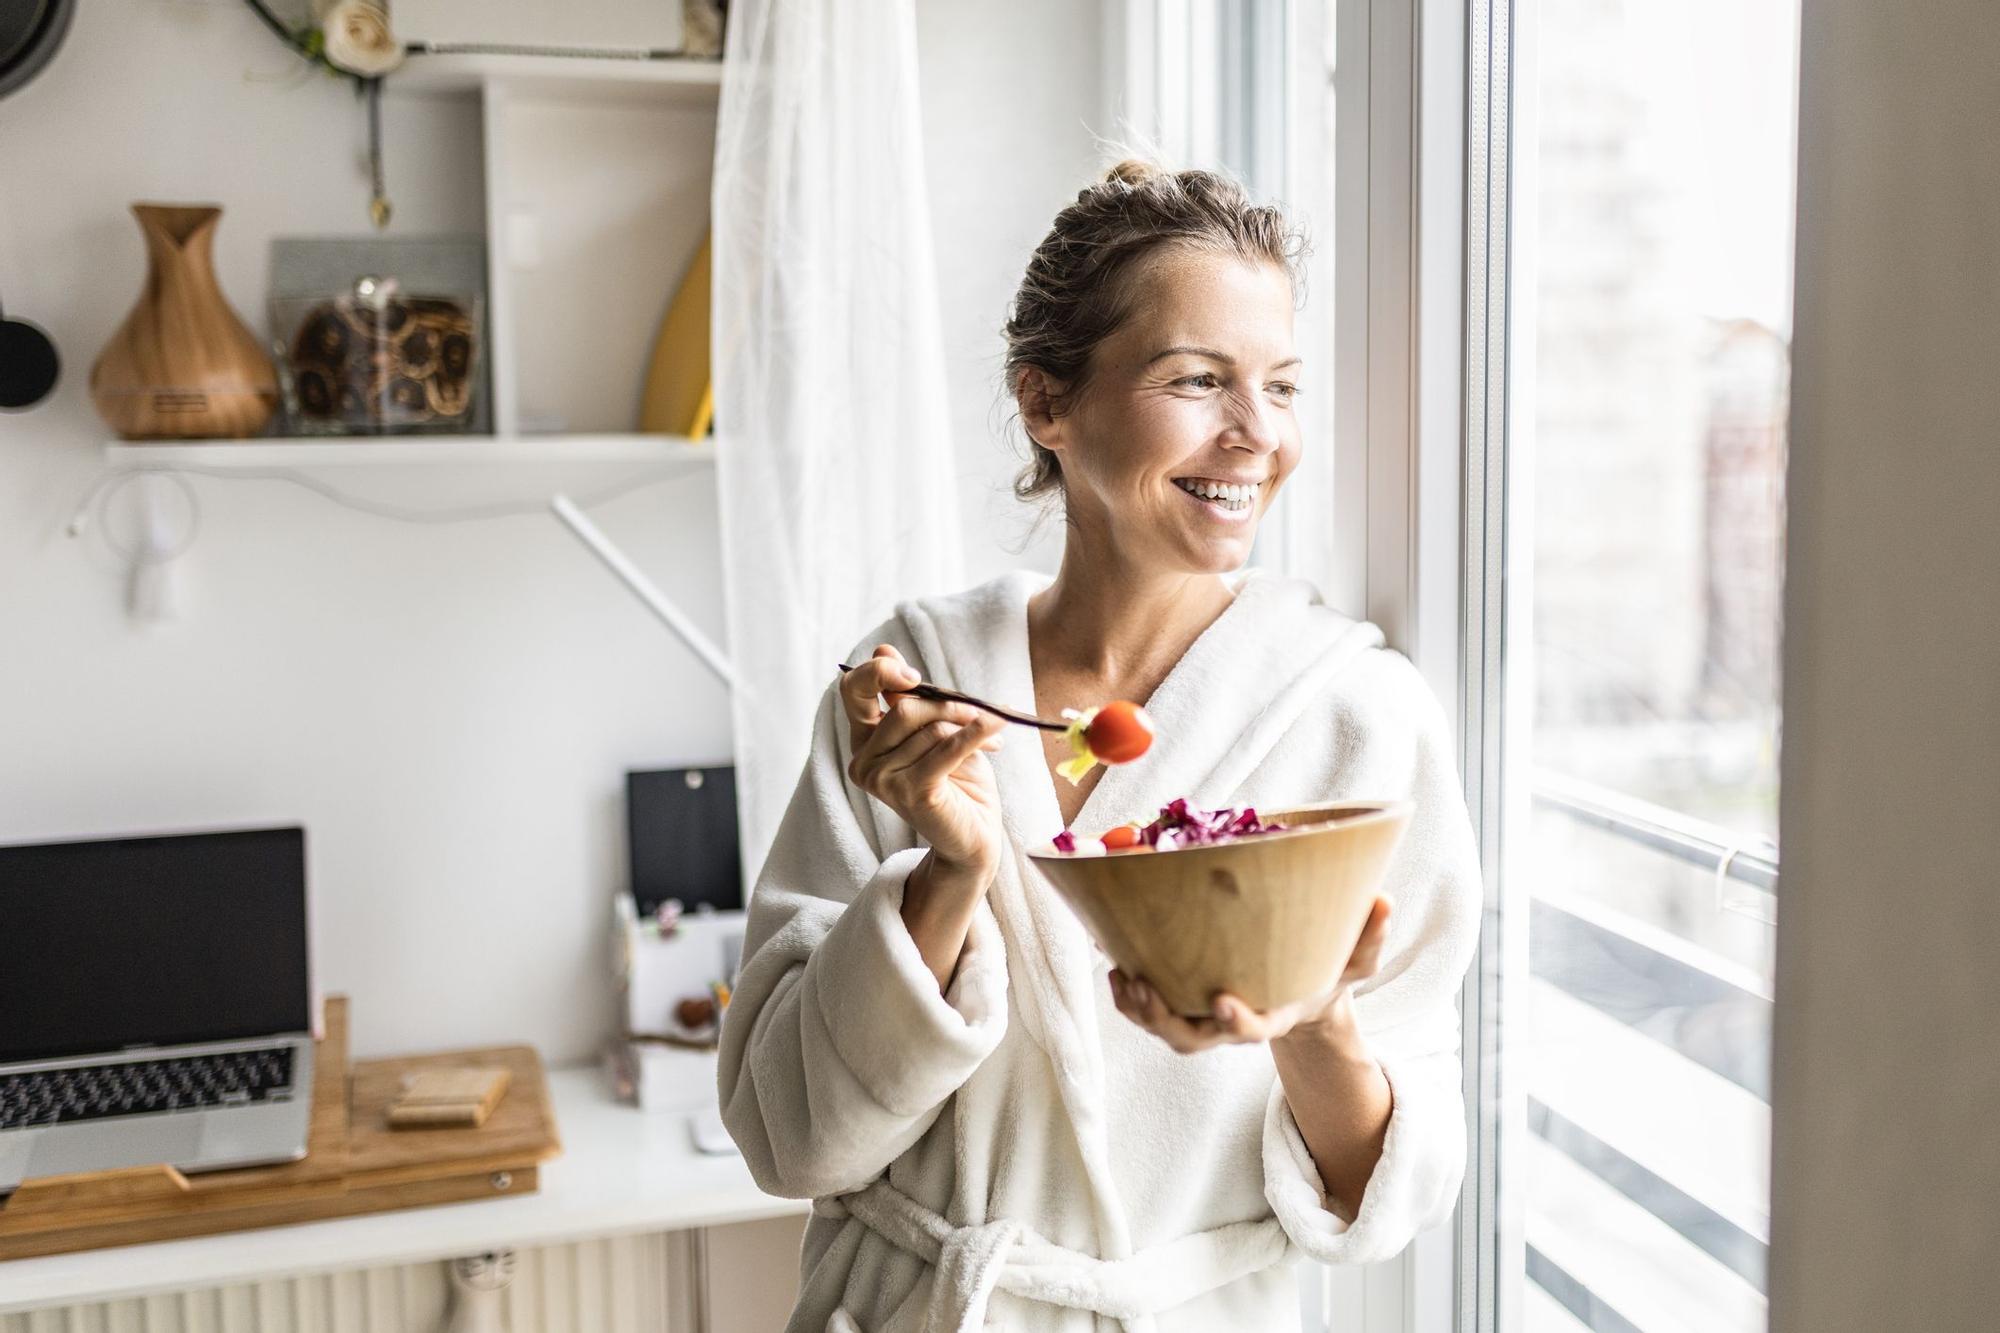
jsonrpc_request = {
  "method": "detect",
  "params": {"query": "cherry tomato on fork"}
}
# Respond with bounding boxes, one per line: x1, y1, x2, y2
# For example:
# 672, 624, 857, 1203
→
1085, 700, 1155, 765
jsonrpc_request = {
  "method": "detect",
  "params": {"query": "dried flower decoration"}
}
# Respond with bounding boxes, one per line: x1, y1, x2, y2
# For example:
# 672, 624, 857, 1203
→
319, 1, 404, 78
241, 0, 402, 227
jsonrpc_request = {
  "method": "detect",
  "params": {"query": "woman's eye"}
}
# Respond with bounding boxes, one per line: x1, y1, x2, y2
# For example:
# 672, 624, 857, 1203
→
1177, 373, 1220, 390
1269, 382, 1301, 401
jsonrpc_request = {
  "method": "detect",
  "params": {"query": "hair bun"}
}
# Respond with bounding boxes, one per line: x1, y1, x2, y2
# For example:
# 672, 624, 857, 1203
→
1101, 157, 1166, 188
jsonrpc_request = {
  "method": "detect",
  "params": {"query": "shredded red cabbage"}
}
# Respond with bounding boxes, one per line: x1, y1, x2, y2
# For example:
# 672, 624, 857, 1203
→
1051, 798, 1288, 853
1139, 797, 1288, 847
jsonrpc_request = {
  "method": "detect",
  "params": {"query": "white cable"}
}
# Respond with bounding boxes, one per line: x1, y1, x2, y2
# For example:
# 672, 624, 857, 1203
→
64, 462, 701, 637
69, 469, 202, 562
67, 462, 682, 536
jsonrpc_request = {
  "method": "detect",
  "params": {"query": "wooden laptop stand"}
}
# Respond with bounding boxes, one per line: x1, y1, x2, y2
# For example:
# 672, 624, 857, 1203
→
0, 996, 560, 1260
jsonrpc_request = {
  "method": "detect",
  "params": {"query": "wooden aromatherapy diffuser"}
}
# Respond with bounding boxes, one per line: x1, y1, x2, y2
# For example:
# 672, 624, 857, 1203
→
89, 203, 278, 440
1027, 800, 1413, 1016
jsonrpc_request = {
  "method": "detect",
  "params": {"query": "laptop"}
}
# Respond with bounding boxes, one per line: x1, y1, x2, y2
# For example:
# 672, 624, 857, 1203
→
0, 826, 316, 1195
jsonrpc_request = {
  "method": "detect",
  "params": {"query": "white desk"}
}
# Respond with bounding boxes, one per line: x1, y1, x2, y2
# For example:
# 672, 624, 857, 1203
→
0, 1067, 806, 1315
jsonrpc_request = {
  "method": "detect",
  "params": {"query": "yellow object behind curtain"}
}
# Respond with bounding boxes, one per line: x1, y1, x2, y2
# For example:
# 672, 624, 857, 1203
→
641, 231, 713, 437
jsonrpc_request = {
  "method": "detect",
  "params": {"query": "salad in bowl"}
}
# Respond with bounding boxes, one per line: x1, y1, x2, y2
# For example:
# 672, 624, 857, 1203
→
1050, 796, 1290, 855
1028, 797, 1413, 1015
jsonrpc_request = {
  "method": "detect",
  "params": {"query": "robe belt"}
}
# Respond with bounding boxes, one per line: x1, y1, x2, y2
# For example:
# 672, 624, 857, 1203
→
815, 1177, 1295, 1332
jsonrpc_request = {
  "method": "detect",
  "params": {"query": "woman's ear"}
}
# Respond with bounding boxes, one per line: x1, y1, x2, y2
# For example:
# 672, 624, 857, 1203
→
1016, 366, 1071, 457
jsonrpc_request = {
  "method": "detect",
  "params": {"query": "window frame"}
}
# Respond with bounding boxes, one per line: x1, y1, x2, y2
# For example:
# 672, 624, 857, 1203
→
1458, 2, 1517, 1332
1315, 1, 1517, 1330
1295, 0, 1512, 1328
1298, 0, 1790, 1327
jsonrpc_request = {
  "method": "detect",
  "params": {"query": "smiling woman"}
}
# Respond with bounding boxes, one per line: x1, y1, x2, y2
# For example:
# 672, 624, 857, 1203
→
1005, 161, 1307, 557
716, 156, 1481, 1332
1049, 267, 1307, 547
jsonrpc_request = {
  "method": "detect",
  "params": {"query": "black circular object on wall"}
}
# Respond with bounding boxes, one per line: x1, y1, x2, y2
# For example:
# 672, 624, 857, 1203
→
0, 0, 74, 409
0, 0, 75, 102
0, 302, 59, 410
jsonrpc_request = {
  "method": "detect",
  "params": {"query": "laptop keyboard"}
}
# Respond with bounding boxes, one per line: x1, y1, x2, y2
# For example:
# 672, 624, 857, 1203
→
0, 1047, 297, 1130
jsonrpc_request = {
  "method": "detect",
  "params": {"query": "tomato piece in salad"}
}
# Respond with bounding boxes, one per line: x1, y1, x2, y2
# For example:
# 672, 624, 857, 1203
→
1101, 823, 1143, 849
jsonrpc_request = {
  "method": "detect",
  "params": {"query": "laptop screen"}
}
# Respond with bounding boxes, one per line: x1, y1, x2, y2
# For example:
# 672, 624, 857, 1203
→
0, 826, 311, 1064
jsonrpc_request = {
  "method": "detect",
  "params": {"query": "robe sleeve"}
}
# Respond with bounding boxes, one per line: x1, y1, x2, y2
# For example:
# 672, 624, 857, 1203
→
1262, 649, 1482, 1264
717, 655, 1011, 1201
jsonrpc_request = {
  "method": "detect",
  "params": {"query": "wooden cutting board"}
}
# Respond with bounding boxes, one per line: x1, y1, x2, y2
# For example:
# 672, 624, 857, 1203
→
0, 997, 560, 1260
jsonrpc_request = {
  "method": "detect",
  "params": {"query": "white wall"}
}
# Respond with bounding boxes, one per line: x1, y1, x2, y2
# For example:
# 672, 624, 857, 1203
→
1769, 1, 2000, 1327
0, 2, 1102, 1063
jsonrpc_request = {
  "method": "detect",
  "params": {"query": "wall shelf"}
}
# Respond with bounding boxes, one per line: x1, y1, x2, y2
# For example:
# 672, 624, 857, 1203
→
80, 40, 722, 642
391, 53, 724, 105
101, 434, 714, 472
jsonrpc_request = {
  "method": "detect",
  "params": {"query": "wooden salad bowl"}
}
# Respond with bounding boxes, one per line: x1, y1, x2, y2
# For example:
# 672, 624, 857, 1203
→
1026, 800, 1413, 1016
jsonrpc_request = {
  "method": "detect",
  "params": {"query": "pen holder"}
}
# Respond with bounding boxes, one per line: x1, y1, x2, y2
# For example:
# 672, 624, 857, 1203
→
611, 893, 745, 1045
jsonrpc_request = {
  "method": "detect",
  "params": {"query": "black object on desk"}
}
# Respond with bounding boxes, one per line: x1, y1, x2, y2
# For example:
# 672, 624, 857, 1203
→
626, 766, 742, 918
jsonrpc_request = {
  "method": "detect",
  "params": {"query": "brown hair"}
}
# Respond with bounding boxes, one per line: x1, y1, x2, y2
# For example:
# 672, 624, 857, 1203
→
1001, 157, 1310, 509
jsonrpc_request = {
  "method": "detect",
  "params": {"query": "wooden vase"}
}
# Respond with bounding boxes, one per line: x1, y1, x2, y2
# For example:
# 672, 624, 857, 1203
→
90, 203, 277, 440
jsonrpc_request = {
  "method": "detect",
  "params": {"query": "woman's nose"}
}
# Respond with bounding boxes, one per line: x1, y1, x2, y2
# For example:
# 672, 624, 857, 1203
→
1223, 386, 1284, 455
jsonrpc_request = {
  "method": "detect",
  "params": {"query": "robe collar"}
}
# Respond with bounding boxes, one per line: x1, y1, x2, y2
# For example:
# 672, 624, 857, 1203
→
953, 564, 1368, 846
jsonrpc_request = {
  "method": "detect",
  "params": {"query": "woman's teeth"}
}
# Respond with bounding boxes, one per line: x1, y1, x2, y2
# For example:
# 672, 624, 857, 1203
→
1174, 478, 1259, 512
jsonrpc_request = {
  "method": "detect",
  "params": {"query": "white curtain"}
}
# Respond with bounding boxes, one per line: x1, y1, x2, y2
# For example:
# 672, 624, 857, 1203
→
711, 0, 964, 883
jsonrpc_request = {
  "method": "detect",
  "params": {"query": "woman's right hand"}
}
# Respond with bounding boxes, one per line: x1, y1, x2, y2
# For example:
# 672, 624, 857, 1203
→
840, 644, 1008, 881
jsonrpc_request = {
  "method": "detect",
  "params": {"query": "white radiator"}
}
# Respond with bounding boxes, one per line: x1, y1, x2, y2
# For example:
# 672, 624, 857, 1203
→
0, 1233, 694, 1333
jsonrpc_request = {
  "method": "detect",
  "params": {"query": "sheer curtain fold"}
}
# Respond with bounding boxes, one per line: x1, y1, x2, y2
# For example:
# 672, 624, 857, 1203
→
713, 0, 963, 883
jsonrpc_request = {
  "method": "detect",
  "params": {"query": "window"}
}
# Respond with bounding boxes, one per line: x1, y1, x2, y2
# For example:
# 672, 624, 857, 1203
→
1115, 3, 1796, 1328
1495, 0, 1799, 1329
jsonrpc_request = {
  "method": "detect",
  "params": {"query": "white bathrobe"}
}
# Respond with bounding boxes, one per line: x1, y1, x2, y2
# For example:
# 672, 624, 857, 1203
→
718, 565, 1482, 1332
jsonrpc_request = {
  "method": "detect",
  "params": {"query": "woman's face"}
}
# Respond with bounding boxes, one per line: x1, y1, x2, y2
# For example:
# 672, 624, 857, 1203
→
1031, 249, 1303, 574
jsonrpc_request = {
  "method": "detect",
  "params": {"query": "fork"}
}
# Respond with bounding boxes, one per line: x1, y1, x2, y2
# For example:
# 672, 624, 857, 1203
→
835, 663, 1068, 732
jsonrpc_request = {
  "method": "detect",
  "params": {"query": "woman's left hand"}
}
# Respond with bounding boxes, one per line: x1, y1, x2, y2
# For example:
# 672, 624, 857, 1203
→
1110, 895, 1393, 1051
